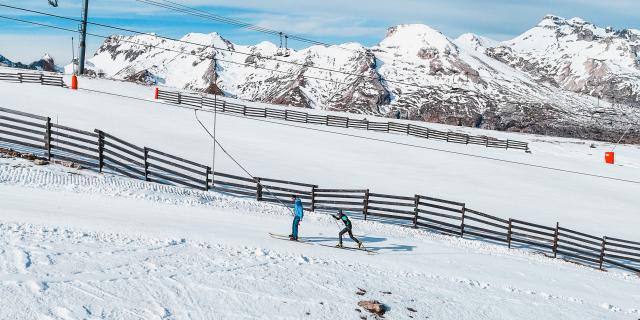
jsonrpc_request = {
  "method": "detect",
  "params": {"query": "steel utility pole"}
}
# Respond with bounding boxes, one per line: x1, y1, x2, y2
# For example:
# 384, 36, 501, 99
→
78, 0, 89, 74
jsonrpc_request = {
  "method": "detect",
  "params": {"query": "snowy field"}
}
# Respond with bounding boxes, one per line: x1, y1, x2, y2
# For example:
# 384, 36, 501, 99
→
1, 75, 640, 319
0, 75, 639, 238
1, 156, 639, 319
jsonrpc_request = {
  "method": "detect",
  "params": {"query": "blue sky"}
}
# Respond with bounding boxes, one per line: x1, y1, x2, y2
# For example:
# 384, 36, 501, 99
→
0, 0, 638, 63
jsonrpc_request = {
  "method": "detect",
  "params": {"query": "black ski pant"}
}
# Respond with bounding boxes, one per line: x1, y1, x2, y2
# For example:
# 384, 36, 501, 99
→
339, 226, 359, 245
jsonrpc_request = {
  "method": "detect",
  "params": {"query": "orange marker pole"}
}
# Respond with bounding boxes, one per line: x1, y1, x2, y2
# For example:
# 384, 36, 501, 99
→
605, 152, 614, 165
71, 74, 78, 90
154, 87, 159, 99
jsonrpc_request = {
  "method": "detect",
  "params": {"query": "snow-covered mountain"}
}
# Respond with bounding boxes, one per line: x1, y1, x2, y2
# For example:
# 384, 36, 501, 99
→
78, 15, 640, 143
0, 53, 60, 72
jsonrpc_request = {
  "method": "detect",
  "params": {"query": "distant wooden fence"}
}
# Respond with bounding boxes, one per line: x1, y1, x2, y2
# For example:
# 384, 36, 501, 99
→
0, 72, 65, 87
2, 106, 638, 274
157, 89, 530, 152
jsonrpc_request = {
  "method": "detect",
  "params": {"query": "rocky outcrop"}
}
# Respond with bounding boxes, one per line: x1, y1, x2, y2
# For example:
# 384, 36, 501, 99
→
77, 16, 640, 144
0, 53, 60, 72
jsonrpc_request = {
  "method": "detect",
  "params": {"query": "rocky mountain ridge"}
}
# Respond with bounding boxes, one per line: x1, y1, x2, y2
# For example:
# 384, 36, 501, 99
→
0, 53, 59, 72
72, 15, 640, 143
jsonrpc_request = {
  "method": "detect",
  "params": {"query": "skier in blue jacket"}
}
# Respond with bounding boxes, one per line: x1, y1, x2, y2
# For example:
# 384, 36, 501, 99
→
289, 195, 304, 240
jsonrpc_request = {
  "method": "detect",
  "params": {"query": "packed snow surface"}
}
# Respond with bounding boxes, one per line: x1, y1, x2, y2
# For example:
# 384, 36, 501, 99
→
0, 77, 639, 319
0, 157, 639, 319
0, 77, 638, 239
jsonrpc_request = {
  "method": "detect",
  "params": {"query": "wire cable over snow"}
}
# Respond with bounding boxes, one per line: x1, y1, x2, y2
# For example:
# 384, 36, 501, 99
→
72, 87, 640, 185
192, 109, 296, 215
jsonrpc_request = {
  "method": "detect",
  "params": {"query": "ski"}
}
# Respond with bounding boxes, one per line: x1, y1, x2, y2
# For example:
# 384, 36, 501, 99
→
268, 233, 313, 245
316, 243, 378, 254
268, 233, 377, 254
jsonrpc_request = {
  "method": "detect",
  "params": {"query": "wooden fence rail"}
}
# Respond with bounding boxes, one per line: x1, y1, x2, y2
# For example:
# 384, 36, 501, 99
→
2, 106, 638, 275
0, 72, 65, 87
156, 89, 530, 152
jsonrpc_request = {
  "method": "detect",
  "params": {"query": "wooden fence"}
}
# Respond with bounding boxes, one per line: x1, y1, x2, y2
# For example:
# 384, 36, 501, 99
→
156, 89, 530, 152
1, 106, 638, 274
0, 72, 65, 87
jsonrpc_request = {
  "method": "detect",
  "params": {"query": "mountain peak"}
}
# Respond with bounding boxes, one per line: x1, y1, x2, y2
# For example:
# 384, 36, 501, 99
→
379, 24, 457, 56
455, 33, 498, 52
42, 53, 53, 62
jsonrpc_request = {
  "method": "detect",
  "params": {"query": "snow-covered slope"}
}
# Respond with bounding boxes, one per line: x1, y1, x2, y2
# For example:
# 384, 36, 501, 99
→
1, 156, 639, 319
1, 76, 639, 240
74, 15, 640, 144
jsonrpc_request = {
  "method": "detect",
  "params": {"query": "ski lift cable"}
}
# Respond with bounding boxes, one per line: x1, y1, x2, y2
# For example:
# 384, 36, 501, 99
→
0, 4, 425, 90
612, 125, 634, 151
0, 14, 360, 87
192, 109, 296, 215
135, 0, 335, 47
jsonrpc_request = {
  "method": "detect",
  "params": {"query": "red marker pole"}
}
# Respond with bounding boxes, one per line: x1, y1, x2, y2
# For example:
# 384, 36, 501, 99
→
605, 152, 614, 165
71, 74, 78, 90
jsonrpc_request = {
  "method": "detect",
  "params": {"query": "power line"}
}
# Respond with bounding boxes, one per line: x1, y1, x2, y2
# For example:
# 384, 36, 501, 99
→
134, 0, 330, 47
71, 86, 640, 185
0, 4, 396, 88
0, 14, 362, 87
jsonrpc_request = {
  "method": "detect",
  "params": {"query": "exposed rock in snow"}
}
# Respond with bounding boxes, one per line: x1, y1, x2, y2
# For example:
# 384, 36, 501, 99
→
357, 300, 387, 316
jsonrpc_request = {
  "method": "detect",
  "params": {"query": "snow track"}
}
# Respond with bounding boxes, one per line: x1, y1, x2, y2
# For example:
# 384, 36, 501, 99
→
1, 157, 640, 319
0, 221, 639, 320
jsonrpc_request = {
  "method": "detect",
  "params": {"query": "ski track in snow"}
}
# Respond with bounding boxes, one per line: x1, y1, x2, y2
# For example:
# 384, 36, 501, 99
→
1, 158, 639, 319
1, 221, 638, 320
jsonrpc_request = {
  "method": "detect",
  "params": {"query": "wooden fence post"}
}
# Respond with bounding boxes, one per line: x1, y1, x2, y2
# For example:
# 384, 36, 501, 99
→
177, 93, 182, 105
310, 185, 317, 211
45, 117, 52, 161
256, 178, 262, 201
553, 222, 559, 258
485, 137, 489, 147
465, 134, 470, 145
143, 147, 150, 181
507, 218, 513, 248
325, 116, 329, 126
413, 195, 420, 228
243, 106, 247, 116
460, 204, 466, 237
405, 124, 410, 135
96, 129, 104, 173
599, 236, 606, 270
222, 101, 226, 113
284, 110, 288, 120
446, 132, 451, 142
204, 166, 210, 191
305, 113, 309, 123
386, 123, 390, 132
426, 128, 430, 139
505, 140, 510, 150
346, 118, 350, 128
363, 189, 370, 220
